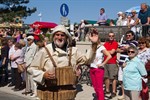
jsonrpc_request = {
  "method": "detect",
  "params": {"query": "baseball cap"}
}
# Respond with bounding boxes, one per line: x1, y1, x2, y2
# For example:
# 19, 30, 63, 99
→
117, 11, 123, 15
27, 35, 34, 40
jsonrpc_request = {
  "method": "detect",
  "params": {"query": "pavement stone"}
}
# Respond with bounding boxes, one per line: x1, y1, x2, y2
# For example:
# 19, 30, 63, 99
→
0, 83, 119, 100
0, 83, 149, 100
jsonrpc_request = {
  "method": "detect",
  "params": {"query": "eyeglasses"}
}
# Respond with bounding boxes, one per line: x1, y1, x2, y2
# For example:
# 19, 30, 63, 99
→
128, 50, 135, 54
55, 33, 65, 37
109, 35, 114, 37
139, 42, 145, 44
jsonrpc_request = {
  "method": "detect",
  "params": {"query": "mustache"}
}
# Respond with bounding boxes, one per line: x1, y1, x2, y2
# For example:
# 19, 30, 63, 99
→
54, 39, 65, 48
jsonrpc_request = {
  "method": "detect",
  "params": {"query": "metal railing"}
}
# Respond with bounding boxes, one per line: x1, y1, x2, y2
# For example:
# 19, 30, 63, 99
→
83, 25, 150, 42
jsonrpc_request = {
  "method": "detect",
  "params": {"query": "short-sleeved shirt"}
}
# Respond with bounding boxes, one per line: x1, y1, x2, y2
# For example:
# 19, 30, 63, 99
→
97, 13, 107, 25
119, 40, 138, 65
123, 57, 147, 91
138, 7, 150, 24
34, 29, 41, 41
90, 45, 106, 68
104, 41, 118, 64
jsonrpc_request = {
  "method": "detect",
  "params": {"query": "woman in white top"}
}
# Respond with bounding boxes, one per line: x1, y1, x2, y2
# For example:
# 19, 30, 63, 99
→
137, 37, 150, 64
89, 28, 112, 100
137, 37, 150, 85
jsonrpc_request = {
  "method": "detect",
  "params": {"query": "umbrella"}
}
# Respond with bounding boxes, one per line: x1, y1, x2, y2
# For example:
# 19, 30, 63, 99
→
125, 6, 140, 14
30, 21, 57, 29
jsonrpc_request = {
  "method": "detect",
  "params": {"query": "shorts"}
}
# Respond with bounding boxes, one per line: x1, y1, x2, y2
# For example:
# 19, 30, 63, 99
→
118, 66, 123, 81
104, 64, 118, 80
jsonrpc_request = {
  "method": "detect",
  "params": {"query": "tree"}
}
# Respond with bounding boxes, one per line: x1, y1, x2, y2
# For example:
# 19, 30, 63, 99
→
0, 0, 36, 23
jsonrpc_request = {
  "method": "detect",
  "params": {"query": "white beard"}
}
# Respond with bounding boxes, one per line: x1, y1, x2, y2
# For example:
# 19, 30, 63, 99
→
54, 39, 65, 48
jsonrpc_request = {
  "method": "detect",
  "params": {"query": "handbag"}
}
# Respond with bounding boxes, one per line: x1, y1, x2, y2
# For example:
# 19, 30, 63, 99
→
140, 79, 149, 100
16, 62, 25, 73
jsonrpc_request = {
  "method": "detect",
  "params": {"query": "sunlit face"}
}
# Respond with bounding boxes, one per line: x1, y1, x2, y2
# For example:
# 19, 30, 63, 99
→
126, 33, 134, 41
138, 41, 146, 49
128, 49, 136, 59
131, 12, 136, 16
53, 31, 67, 48
14, 46, 18, 50
108, 33, 115, 41
141, 4, 146, 10
127, 15, 132, 20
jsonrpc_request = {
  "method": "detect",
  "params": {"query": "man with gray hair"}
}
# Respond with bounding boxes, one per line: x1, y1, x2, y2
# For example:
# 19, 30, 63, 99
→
136, 3, 150, 37
29, 25, 101, 100
23, 35, 37, 97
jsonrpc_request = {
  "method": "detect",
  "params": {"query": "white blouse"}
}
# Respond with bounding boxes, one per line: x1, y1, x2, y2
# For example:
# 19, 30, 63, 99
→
137, 48, 150, 64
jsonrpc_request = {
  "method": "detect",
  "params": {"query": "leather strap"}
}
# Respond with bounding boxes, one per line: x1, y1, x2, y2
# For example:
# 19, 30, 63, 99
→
44, 47, 57, 68
44, 46, 72, 67
68, 47, 72, 67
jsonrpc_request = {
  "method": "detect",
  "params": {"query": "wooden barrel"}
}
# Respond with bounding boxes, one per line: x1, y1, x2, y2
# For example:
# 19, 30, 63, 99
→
37, 88, 77, 100
45, 66, 77, 87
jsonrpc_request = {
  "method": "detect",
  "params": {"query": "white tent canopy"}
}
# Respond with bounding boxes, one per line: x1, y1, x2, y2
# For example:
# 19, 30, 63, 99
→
125, 6, 140, 14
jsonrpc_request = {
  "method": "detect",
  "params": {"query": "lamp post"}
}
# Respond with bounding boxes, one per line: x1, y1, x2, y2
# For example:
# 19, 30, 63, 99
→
38, 12, 42, 22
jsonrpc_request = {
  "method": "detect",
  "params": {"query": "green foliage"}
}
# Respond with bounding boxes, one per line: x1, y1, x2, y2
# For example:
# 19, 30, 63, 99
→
0, 0, 36, 23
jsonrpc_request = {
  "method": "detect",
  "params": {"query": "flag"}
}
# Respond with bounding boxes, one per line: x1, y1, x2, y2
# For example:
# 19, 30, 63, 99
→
38, 13, 42, 17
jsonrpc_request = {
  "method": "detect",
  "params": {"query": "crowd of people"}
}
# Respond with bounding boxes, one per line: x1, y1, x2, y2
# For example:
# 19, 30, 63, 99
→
0, 2, 149, 100
74, 3, 150, 42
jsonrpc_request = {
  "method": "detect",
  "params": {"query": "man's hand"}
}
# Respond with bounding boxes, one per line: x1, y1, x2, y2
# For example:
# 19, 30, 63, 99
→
124, 45, 130, 49
2, 61, 5, 65
43, 71, 55, 80
122, 62, 127, 68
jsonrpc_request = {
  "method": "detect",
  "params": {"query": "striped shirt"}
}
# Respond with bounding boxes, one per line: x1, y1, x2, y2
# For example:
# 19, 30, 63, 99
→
119, 40, 138, 65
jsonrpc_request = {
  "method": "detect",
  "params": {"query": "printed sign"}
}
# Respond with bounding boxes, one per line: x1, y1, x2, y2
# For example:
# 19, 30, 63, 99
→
60, 3, 69, 17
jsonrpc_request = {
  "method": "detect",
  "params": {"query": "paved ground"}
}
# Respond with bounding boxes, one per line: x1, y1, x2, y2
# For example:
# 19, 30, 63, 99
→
0, 83, 150, 100
0, 83, 120, 100
0, 91, 28, 100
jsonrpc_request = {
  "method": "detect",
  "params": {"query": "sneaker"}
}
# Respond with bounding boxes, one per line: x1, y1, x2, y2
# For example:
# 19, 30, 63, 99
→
13, 88, 21, 91
8, 83, 15, 87
105, 91, 110, 94
111, 92, 116, 98
118, 95, 125, 100
30, 93, 37, 98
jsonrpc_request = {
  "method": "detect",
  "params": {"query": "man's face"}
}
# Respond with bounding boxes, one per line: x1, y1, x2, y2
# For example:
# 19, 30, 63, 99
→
126, 33, 134, 41
27, 39, 33, 45
141, 4, 146, 10
100, 9, 103, 14
108, 33, 115, 41
53, 31, 67, 48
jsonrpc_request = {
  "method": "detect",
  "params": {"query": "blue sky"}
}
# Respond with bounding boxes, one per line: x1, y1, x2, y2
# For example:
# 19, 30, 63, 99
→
24, 0, 150, 24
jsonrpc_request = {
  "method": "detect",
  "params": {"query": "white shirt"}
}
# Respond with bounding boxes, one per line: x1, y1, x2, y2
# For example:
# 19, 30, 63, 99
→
9, 45, 16, 68
90, 45, 106, 68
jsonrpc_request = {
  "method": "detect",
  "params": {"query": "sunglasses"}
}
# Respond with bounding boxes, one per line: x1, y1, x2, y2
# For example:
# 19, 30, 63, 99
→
109, 35, 114, 37
128, 50, 135, 54
27, 39, 32, 41
126, 35, 132, 37
139, 42, 145, 44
